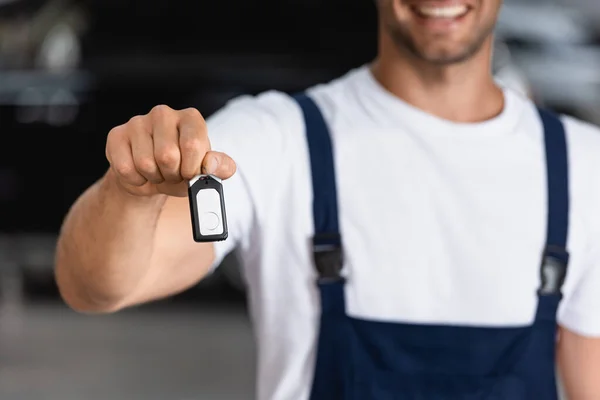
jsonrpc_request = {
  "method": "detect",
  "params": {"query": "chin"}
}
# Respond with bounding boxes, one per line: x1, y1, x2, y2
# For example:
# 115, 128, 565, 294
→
389, 27, 492, 65
413, 45, 478, 65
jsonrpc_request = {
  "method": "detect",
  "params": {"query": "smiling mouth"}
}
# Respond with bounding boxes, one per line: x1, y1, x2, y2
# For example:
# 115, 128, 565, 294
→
410, 4, 471, 19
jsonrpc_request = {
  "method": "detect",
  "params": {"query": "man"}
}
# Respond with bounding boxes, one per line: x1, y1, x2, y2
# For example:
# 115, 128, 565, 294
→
54, 0, 600, 399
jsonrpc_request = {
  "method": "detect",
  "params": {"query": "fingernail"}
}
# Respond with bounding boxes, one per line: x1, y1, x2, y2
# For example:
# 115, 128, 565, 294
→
206, 156, 219, 174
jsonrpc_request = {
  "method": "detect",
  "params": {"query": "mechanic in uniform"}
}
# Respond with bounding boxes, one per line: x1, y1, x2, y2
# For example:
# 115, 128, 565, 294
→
54, 0, 600, 399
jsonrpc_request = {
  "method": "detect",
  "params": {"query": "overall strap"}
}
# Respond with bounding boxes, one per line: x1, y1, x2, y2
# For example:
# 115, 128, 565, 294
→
536, 108, 570, 320
295, 94, 349, 400
540, 109, 570, 261
292, 93, 344, 283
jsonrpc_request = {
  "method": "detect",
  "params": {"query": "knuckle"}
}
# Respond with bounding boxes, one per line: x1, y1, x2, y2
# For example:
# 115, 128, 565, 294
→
107, 124, 126, 141
181, 107, 203, 120
113, 162, 135, 177
128, 115, 145, 128
150, 104, 173, 119
136, 157, 157, 174
155, 147, 180, 167
179, 137, 204, 153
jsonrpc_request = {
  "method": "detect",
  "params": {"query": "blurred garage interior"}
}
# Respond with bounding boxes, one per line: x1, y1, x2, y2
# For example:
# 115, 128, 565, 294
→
0, 0, 598, 398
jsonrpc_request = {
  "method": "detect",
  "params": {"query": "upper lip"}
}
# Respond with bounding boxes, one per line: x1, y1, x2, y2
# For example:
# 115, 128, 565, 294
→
407, 1, 475, 8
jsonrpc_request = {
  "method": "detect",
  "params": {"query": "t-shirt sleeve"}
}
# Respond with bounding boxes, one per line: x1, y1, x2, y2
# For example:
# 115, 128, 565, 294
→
558, 243, 600, 337
203, 91, 299, 269
557, 116, 600, 338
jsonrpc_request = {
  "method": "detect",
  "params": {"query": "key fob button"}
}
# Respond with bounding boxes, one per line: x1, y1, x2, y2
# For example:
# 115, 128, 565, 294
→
201, 212, 220, 231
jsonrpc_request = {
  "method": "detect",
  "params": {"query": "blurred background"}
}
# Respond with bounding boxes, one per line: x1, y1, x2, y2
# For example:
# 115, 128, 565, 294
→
0, 0, 598, 399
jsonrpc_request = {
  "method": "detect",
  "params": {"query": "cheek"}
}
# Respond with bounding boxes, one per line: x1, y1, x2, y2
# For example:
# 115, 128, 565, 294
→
389, 0, 412, 23
478, 1, 502, 27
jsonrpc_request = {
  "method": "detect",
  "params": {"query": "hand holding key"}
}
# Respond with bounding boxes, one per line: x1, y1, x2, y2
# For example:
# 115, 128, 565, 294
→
105, 105, 236, 198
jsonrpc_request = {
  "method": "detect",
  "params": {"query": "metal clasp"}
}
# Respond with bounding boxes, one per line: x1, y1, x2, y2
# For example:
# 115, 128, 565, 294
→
313, 233, 344, 283
538, 247, 569, 296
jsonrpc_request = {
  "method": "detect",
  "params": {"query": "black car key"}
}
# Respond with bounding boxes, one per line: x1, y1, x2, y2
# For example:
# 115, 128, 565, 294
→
188, 174, 228, 242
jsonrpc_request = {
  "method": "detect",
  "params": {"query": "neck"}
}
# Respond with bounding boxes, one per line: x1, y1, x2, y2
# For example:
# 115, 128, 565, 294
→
371, 35, 504, 123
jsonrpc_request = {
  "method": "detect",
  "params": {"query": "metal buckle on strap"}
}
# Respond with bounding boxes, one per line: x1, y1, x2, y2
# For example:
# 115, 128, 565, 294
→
538, 246, 569, 296
313, 233, 344, 282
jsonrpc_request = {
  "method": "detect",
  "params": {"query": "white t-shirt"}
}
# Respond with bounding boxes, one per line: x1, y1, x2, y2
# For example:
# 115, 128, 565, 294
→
206, 66, 600, 400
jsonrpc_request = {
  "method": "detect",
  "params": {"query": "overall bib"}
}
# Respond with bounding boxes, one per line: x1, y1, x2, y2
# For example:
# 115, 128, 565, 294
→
293, 94, 570, 400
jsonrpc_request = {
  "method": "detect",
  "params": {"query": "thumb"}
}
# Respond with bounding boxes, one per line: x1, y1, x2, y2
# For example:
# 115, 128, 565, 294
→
200, 151, 237, 180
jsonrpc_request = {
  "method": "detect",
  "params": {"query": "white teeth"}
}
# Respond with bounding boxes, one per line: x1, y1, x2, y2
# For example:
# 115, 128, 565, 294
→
416, 5, 468, 18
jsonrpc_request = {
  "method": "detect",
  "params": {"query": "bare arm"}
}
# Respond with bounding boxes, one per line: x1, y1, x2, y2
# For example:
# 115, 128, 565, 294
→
55, 170, 214, 312
557, 326, 600, 399
55, 105, 236, 313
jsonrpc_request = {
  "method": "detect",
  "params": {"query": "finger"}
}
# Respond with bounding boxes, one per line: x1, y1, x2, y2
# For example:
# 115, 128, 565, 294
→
201, 151, 237, 180
130, 116, 164, 184
178, 108, 209, 180
106, 125, 147, 186
151, 106, 182, 183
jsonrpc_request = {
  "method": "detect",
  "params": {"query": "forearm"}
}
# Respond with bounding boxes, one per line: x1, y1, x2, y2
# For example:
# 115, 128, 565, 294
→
55, 169, 167, 312
558, 327, 600, 400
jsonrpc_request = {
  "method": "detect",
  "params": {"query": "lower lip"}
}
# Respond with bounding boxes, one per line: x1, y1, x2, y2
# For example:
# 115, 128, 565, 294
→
411, 8, 471, 31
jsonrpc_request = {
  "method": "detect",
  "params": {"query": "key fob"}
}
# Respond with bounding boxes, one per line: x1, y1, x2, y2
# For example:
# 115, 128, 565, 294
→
188, 174, 228, 242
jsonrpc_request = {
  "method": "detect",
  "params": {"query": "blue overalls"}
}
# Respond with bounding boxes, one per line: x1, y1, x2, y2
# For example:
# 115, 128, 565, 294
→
293, 94, 570, 399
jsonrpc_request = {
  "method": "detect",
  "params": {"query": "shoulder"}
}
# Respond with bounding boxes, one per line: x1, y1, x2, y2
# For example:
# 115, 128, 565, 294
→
206, 69, 363, 152
560, 115, 600, 189
555, 116, 600, 337
206, 91, 301, 138
525, 106, 600, 174
305, 67, 367, 121
559, 115, 600, 233
561, 114, 600, 156
203, 91, 305, 171
207, 66, 364, 130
